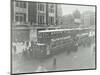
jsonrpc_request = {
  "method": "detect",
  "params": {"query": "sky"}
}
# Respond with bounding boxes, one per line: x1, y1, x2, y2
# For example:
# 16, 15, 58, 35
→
61, 4, 95, 16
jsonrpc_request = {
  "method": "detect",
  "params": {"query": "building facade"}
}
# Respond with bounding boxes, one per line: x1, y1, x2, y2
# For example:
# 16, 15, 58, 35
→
81, 11, 95, 27
28, 2, 57, 27
11, 0, 62, 42
47, 3, 57, 26
11, 0, 29, 26
28, 2, 47, 27
12, 0, 61, 27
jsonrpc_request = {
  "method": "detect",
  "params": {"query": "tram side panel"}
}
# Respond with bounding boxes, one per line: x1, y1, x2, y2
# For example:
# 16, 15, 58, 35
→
37, 30, 79, 56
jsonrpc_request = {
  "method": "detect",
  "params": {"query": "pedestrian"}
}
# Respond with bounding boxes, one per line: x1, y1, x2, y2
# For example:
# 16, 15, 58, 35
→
53, 56, 57, 70
29, 47, 33, 58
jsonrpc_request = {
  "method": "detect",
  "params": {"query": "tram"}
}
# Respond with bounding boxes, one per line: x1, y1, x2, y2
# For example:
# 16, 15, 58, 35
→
34, 27, 94, 58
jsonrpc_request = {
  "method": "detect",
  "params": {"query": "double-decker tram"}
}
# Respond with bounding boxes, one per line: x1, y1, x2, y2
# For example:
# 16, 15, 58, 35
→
36, 28, 76, 57
34, 27, 94, 58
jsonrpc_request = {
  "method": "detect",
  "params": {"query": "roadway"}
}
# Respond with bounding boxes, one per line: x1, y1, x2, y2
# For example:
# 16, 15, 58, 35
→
12, 43, 95, 74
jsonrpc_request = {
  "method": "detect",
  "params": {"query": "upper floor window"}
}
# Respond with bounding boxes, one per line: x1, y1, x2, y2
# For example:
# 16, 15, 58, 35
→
15, 13, 26, 22
20, 2, 26, 8
38, 3, 45, 11
50, 4, 54, 8
49, 17, 54, 25
38, 15, 45, 24
16, 1, 20, 7
49, 4, 55, 13
16, 1, 26, 8
50, 8, 54, 13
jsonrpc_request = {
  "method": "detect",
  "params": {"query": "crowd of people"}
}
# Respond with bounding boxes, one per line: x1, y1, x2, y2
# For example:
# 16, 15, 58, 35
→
12, 41, 37, 59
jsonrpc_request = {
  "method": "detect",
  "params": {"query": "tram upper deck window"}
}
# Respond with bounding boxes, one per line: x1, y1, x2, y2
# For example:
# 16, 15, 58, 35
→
42, 32, 49, 38
40, 33, 44, 38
